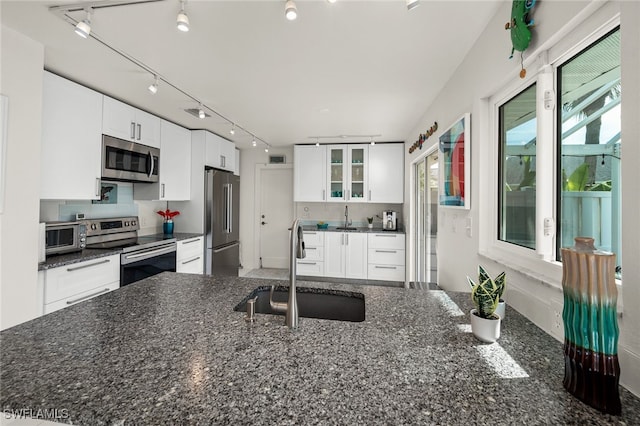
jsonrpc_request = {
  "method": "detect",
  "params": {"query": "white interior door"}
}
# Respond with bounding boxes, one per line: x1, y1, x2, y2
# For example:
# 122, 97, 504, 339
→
259, 167, 293, 269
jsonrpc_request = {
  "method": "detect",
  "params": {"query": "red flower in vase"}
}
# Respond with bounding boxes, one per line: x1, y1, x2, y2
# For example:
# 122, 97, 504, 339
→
157, 209, 180, 221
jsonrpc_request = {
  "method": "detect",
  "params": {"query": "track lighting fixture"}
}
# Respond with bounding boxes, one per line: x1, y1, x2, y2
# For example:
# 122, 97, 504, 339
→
285, 0, 297, 21
177, 0, 190, 32
406, 0, 420, 11
198, 104, 205, 119
327, 0, 337, 3
148, 75, 159, 94
230, 124, 235, 135
252, 139, 257, 147
370, 137, 375, 146
74, 8, 92, 38
265, 147, 269, 153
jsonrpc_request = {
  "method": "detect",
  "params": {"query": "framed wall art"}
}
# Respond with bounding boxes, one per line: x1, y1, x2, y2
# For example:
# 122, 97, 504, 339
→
439, 113, 470, 209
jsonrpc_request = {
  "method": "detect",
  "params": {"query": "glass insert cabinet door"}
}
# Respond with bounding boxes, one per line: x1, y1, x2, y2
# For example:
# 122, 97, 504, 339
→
326, 145, 368, 202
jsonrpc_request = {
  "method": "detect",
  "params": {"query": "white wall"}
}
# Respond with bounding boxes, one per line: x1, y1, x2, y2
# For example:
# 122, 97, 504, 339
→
403, 1, 639, 396
0, 26, 44, 330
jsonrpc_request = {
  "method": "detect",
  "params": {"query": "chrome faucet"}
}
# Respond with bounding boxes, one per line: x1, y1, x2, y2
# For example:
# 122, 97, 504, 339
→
269, 218, 305, 329
344, 205, 351, 228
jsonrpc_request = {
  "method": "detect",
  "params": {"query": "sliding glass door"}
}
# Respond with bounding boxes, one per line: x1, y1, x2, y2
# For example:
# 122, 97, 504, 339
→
415, 151, 439, 286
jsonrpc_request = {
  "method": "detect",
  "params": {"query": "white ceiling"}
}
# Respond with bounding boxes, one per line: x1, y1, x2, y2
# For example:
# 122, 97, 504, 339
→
1, 0, 502, 149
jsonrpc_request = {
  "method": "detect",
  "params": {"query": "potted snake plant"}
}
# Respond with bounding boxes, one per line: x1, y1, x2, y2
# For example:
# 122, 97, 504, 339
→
467, 266, 506, 343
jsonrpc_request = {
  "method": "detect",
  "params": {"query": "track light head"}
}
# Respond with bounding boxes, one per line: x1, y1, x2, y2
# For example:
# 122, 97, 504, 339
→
252, 139, 257, 147
406, 0, 420, 11
327, 0, 337, 3
198, 105, 205, 119
148, 76, 159, 94
230, 124, 235, 135
177, 1, 190, 32
265, 147, 269, 153
74, 9, 92, 38
285, 0, 297, 21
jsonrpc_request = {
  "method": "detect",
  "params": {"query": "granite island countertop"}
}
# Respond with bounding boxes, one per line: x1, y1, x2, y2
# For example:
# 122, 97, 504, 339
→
2, 273, 639, 425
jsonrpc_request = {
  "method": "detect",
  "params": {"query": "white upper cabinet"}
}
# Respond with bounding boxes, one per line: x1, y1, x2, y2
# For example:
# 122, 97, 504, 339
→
135, 120, 191, 201
41, 72, 103, 200
368, 144, 404, 203
294, 145, 327, 202
327, 145, 368, 203
102, 96, 161, 148
202, 131, 235, 172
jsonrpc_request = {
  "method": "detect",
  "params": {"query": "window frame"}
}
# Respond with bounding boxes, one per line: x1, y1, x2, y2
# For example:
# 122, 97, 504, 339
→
479, 14, 621, 290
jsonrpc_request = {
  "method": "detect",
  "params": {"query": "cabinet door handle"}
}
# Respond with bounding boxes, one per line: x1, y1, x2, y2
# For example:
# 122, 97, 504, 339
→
181, 238, 201, 245
369, 190, 372, 201
161, 183, 165, 198
375, 265, 397, 270
305, 247, 317, 250
322, 189, 325, 201
341, 234, 344, 245
220, 155, 226, 168
305, 232, 317, 235
375, 234, 397, 237
345, 233, 349, 245
375, 250, 397, 253
66, 288, 111, 305
67, 259, 111, 272
182, 256, 201, 265
130, 122, 136, 139
298, 262, 317, 265
137, 123, 142, 140
95, 178, 101, 197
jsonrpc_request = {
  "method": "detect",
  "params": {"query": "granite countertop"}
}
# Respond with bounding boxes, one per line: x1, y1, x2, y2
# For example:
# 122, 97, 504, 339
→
303, 225, 405, 234
38, 233, 203, 270
2, 274, 639, 424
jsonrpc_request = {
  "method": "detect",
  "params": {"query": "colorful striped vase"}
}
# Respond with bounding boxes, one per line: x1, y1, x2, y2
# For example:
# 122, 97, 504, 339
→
561, 237, 621, 415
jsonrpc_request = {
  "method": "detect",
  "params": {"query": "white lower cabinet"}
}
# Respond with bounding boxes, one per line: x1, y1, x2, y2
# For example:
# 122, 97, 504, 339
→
177, 236, 204, 274
297, 231, 324, 277
43, 254, 120, 314
367, 233, 405, 282
324, 232, 367, 279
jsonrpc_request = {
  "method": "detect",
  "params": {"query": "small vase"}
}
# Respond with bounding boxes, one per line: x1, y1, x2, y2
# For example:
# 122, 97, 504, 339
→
367, 223, 373, 229
163, 220, 174, 235
470, 309, 501, 343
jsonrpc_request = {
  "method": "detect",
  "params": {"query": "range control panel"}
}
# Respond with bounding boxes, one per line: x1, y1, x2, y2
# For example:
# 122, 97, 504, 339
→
85, 216, 140, 236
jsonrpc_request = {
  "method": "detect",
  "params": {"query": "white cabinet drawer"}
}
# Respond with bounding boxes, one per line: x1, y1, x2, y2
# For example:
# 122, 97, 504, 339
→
177, 237, 204, 261
45, 255, 120, 304
368, 233, 405, 250
296, 260, 324, 276
177, 255, 204, 274
302, 246, 323, 261
368, 264, 405, 282
368, 249, 405, 266
302, 231, 324, 247
44, 281, 119, 315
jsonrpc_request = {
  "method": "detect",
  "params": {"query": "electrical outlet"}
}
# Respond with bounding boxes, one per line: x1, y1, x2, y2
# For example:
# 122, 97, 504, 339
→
140, 216, 147, 227
550, 299, 564, 340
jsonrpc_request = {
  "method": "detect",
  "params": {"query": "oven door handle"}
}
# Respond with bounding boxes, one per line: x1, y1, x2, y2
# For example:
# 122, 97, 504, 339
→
121, 245, 176, 264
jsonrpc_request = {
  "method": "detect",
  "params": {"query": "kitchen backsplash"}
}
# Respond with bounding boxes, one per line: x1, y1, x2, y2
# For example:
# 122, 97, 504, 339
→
39, 182, 166, 236
295, 203, 403, 228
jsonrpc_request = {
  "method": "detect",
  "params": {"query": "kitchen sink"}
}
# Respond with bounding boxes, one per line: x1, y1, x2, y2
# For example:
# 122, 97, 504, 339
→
335, 226, 358, 230
234, 286, 365, 322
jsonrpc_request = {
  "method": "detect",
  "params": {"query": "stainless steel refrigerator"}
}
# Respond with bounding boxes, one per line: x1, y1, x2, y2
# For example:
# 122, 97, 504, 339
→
205, 169, 240, 276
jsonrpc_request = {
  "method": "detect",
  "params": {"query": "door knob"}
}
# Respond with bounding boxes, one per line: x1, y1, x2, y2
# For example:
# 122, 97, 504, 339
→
261, 221, 267, 225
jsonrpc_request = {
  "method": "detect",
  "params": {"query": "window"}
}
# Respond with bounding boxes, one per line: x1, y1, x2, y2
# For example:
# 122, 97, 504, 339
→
483, 22, 622, 285
557, 29, 621, 272
498, 84, 537, 249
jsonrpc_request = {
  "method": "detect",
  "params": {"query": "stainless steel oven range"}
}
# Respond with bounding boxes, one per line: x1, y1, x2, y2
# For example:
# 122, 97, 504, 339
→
84, 216, 176, 286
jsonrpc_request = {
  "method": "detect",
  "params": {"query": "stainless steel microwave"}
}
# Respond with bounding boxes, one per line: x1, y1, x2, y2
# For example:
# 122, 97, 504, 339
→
44, 221, 86, 256
102, 135, 159, 183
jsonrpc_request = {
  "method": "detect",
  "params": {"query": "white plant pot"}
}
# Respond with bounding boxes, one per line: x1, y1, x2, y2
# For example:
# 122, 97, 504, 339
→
367, 224, 373, 229
495, 300, 506, 320
470, 309, 501, 343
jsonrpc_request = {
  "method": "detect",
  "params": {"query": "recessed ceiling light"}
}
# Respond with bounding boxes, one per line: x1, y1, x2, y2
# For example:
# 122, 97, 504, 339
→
177, 0, 190, 32
285, 0, 297, 21
74, 9, 92, 38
